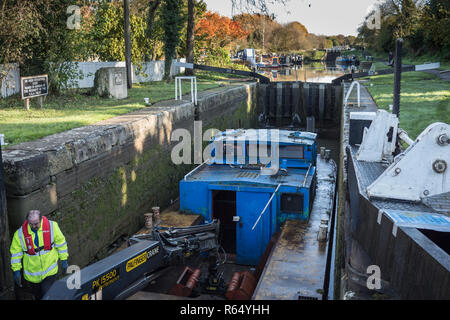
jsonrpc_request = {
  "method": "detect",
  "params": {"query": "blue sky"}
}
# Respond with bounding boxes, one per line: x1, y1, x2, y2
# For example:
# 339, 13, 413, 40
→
203, 0, 381, 36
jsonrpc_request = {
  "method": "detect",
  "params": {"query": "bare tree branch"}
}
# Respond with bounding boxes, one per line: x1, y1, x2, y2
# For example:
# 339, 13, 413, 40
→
230, 0, 289, 16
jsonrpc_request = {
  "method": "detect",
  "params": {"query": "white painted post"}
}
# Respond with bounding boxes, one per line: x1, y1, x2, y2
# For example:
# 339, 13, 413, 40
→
194, 77, 197, 105
175, 78, 178, 100
357, 81, 360, 107
344, 81, 361, 107
190, 78, 193, 103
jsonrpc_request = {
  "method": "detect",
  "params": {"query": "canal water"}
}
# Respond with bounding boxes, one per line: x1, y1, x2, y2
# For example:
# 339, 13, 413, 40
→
260, 62, 355, 83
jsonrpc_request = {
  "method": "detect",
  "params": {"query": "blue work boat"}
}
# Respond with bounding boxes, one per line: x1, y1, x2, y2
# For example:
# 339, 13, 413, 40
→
45, 128, 337, 300
179, 129, 327, 266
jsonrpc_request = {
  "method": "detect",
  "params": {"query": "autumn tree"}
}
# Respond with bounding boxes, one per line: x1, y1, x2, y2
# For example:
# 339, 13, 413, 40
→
196, 12, 249, 50
284, 22, 309, 50
265, 21, 312, 52
234, 13, 281, 51
195, 11, 249, 68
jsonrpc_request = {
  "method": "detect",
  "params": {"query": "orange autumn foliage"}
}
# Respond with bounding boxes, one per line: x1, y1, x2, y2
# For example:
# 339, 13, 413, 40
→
195, 11, 249, 48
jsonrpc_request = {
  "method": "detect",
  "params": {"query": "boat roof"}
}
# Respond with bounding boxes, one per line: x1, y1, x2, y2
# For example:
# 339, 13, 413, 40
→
212, 129, 317, 146
184, 163, 315, 189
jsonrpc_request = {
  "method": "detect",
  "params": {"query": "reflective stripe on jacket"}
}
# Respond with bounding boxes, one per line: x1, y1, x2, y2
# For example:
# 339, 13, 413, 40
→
10, 219, 69, 283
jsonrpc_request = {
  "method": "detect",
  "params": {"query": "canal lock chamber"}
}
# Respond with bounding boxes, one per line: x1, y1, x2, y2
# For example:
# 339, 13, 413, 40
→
2, 80, 344, 295
257, 81, 343, 143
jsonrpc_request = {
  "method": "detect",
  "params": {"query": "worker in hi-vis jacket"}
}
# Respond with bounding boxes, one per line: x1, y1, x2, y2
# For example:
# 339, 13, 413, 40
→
10, 210, 69, 299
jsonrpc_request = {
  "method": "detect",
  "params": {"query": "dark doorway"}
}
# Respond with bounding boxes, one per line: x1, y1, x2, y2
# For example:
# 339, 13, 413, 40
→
212, 190, 236, 254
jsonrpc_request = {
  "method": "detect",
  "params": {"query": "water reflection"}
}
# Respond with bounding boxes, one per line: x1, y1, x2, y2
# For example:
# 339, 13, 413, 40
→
258, 62, 357, 83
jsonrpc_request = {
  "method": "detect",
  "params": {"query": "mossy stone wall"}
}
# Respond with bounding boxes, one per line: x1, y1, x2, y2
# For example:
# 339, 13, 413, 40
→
3, 83, 257, 267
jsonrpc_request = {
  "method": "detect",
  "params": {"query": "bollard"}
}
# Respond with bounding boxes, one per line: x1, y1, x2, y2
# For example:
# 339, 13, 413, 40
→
152, 206, 161, 226
318, 217, 329, 241
320, 147, 325, 158
144, 213, 153, 229
325, 149, 331, 161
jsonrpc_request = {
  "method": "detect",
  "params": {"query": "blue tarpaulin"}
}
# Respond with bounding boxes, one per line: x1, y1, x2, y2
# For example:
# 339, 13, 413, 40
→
383, 210, 450, 232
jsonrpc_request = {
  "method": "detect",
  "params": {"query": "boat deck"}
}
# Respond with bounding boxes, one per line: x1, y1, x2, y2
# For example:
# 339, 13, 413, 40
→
115, 210, 202, 252
125, 155, 337, 300
253, 156, 337, 300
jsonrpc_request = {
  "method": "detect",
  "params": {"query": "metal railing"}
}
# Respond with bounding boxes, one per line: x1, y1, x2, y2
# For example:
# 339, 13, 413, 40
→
175, 76, 197, 105
344, 81, 360, 107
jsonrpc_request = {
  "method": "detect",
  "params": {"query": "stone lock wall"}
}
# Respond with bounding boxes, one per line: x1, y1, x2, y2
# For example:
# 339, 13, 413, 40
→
3, 83, 258, 268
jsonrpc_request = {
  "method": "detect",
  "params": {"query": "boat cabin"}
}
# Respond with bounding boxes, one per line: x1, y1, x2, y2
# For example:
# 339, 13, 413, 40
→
179, 129, 318, 265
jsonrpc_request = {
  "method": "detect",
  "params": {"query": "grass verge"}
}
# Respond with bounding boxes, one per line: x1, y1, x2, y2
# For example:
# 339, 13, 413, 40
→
343, 49, 450, 70
0, 78, 222, 146
363, 71, 449, 139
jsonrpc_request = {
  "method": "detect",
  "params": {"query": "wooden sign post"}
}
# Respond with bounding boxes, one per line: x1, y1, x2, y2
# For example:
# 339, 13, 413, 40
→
20, 74, 48, 110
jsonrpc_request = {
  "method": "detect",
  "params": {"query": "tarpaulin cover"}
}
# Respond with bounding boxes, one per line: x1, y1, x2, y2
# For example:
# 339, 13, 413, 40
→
383, 210, 450, 232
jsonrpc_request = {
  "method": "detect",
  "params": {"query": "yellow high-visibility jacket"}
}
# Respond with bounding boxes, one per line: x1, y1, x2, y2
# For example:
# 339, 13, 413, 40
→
10, 219, 69, 283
